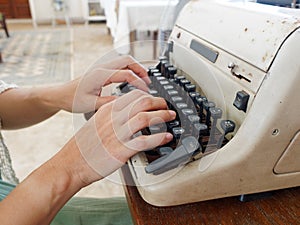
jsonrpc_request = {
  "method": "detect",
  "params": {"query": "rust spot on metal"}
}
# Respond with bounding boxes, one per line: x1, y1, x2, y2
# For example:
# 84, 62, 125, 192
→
262, 52, 268, 62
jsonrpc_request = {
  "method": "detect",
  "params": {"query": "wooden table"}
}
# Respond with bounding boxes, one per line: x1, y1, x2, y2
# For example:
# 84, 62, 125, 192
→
121, 165, 300, 225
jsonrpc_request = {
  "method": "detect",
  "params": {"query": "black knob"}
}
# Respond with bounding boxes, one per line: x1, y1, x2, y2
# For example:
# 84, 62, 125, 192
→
217, 120, 236, 148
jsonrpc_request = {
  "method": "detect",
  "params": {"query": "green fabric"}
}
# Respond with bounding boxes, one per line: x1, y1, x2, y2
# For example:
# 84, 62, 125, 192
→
0, 181, 133, 225
52, 197, 133, 225
0, 180, 15, 201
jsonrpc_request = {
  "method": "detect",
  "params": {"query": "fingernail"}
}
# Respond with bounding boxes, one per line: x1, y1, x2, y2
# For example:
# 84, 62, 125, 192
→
166, 133, 173, 140
169, 110, 176, 117
144, 77, 152, 84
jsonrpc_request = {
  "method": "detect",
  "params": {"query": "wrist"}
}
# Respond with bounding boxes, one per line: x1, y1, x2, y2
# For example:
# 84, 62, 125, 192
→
29, 85, 62, 113
56, 137, 102, 189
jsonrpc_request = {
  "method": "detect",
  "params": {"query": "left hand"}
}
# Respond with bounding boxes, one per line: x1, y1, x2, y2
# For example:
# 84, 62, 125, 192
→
54, 55, 150, 113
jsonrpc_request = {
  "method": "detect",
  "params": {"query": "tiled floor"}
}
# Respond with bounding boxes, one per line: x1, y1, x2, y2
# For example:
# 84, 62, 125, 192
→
1, 21, 127, 198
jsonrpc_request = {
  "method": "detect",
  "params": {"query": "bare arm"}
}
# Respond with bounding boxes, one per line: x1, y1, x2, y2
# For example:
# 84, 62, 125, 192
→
0, 55, 150, 129
0, 90, 176, 225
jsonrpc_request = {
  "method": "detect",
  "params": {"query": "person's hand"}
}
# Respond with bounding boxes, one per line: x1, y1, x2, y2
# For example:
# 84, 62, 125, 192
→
54, 55, 151, 113
0, 90, 175, 225
73, 89, 176, 183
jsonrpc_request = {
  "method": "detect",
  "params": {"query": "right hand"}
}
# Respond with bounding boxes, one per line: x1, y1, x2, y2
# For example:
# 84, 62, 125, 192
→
73, 89, 176, 185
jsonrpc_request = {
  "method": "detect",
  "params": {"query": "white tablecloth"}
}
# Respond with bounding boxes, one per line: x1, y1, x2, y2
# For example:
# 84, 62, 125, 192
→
100, 0, 118, 37
101, 0, 178, 54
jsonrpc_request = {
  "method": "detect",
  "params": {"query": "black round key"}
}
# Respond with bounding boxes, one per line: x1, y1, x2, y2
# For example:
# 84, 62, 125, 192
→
152, 72, 162, 77
203, 101, 216, 126
162, 63, 170, 76
195, 96, 207, 107
209, 107, 223, 143
195, 96, 207, 118
176, 103, 188, 109
171, 96, 183, 102
167, 120, 180, 130
160, 60, 168, 74
168, 67, 177, 78
156, 76, 166, 81
149, 89, 158, 96
179, 79, 190, 87
220, 120, 236, 134
184, 84, 196, 92
168, 90, 179, 96
194, 123, 208, 137
182, 108, 194, 116
174, 75, 185, 84
149, 68, 159, 76
210, 107, 222, 120
172, 127, 185, 139
188, 115, 200, 123
160, 80, 169, 85
203, 101, 216, 111
189, 92, 201, 101
158, 56, 168, 63
217, 120, 236, 148
148, 125, 161, 134
164, 63, 173, 78
148, 66, 156, 70
163, 85, 174, 90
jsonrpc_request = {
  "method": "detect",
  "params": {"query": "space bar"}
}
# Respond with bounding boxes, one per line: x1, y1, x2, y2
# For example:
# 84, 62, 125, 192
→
145, 136, 200, 175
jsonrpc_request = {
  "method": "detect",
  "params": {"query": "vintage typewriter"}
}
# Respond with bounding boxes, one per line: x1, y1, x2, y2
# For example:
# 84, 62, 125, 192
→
115, 0, 300, 206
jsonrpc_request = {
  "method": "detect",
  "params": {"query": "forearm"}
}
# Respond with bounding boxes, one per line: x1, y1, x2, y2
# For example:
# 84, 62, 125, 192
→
0, 85, 65, 129
0, 138, 98, 225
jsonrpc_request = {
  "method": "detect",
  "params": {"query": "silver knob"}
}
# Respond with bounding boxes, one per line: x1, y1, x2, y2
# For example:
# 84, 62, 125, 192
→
228, 62, 236, 69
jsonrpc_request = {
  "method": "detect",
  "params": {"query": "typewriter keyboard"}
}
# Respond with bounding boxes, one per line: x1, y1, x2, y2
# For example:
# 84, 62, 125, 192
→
118, 56, 236, 175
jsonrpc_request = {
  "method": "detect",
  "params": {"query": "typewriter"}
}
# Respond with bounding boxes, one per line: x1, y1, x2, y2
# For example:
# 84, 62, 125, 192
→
115, 0, 300, 206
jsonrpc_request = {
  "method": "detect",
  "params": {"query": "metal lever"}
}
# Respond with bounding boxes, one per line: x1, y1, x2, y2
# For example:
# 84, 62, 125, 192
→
145, 136, 200, 175
228, 62, 251, 83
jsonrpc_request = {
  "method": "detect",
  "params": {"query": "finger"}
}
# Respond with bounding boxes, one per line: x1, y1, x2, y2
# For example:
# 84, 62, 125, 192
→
125, 133, 173, 153
126, 61, 151, 84
119, 95, 168, 123
103, 69, 149, 92
120, 110, 176, 138
95, 96, 117, 109
112, 89, 149, 111
97, 55, 150, 84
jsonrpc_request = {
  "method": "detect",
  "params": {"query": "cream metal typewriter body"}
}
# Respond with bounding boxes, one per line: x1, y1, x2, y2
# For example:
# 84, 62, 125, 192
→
127, 0, 300, 206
